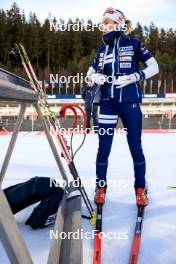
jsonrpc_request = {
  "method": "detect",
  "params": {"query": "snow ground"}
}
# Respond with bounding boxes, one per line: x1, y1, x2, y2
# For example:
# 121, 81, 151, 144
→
0, 132, 176, 264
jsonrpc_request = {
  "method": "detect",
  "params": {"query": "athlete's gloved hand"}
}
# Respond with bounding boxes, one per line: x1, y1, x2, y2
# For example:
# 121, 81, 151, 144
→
90, 73, 107, 85
113, 73, 141, 88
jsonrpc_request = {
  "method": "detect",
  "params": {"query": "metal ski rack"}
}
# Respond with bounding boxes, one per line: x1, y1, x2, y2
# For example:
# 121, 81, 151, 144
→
0, 68, 82, 264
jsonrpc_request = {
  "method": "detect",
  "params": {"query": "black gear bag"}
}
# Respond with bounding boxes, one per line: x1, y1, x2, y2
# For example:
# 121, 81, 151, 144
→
4, 177, 64, 229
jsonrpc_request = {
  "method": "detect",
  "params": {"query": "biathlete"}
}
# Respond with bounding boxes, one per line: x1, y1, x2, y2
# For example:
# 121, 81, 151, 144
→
87, 7, 159, 205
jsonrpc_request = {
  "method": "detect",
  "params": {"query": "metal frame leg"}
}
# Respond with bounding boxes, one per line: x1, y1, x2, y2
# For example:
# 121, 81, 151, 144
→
0, 188, 33, 264
0, 104, 26, 185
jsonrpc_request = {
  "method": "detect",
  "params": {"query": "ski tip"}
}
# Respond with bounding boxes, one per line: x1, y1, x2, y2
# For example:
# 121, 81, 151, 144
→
168, 185, 176, 189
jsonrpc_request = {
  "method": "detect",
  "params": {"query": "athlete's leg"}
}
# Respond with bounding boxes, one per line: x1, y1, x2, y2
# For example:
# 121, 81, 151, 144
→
96, 99, 118, 188
120, 103, 146, 188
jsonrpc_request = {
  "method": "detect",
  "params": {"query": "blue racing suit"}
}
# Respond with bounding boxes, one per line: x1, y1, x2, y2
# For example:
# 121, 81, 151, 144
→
87, 30, 159, 188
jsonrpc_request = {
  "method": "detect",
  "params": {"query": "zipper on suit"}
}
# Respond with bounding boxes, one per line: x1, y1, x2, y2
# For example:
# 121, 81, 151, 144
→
111, 39, 117, 98
102, 44, 109, 71
115, 37, 122, 103
93, 43, 109, 104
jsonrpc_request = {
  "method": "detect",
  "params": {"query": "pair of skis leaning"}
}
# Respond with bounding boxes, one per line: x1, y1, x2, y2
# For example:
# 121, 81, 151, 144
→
12, 43, 96, 224
93, 192, 147, 264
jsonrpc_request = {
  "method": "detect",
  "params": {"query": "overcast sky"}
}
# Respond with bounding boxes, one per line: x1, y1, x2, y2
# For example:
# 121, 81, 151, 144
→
0, 0, 175, 29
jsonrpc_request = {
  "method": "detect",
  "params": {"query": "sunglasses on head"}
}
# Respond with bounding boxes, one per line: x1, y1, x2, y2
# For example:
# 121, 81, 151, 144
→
103, 8, 125, 18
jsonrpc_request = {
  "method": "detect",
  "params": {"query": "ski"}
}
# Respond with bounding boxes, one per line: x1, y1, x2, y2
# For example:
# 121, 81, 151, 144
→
10, 43, 96, 225
168, 185, 176, 188
93, 204, 103, 264
128, 205, 146, 264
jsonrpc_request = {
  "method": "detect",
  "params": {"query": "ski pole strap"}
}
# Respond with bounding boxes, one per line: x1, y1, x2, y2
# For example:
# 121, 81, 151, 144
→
59, 104, 86, 129
60, 104, 78, 128
73, 104, 87, 129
